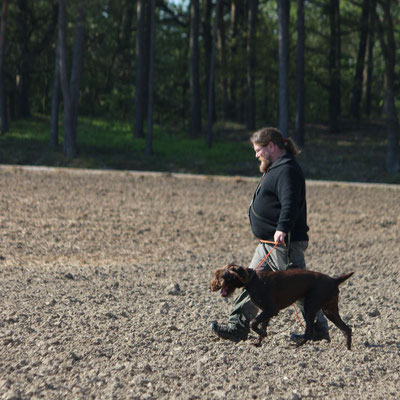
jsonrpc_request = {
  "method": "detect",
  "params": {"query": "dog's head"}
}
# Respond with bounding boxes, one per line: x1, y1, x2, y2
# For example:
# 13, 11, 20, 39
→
210, 264, 250, 297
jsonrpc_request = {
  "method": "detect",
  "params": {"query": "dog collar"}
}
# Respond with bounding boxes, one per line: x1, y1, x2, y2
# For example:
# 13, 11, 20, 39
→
248, 269, 257, 282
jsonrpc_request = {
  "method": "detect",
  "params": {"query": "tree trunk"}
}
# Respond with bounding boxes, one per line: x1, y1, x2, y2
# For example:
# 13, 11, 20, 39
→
377, 0, 399, 172
228, 0, 238, 120
328, 0, 341, 133
189, 0, 202, 136
217, 0, 228, 121
207, 0, 223, 148
362, 0, 377, 117
350, 0, 370, 120
134, 0, 149, 138
278, 0, 290, 137
69, 8, 85, 143
0, 0, 9, 135
58, 1, 85, 159
246, 0, 258, 131
15, 0, 30, 118
295, 0, 305, 146
50, 41, 60, 149
58, 0, 72, 156
146, 0, 155, 156
203, 0, 214, 124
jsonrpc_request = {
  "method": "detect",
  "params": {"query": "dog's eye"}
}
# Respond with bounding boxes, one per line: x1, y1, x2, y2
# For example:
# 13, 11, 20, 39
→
222, 272, 231, 281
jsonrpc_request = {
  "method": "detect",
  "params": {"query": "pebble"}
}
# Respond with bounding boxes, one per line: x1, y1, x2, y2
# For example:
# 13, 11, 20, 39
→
167, 283, 181, 295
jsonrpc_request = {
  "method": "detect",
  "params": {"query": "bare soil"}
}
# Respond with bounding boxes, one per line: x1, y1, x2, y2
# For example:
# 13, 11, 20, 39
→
0, 166, 399, 400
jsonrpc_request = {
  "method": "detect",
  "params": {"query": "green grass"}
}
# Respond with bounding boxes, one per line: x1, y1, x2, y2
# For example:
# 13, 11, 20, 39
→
0, 114, 399, 184
0, 115, 257, 175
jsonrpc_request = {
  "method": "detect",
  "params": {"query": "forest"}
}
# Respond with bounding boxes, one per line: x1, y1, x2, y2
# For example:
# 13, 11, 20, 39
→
0, 0, 399, 173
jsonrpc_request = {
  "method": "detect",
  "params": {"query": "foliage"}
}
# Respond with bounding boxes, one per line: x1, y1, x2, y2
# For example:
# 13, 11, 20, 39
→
1, 0, 397, 125
0, 0, 399, 174
0, 114, 398, 184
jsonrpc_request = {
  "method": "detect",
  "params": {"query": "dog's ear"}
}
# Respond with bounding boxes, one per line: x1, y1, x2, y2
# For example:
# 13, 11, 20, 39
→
210, 268, 224, 291
230, 265, 249, 284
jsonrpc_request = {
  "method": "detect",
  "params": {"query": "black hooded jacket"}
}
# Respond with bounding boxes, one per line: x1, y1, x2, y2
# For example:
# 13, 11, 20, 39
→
248, 153, 309, 242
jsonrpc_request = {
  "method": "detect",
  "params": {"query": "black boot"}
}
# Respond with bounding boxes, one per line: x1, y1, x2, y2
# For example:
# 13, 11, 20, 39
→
210, 322, 249, 342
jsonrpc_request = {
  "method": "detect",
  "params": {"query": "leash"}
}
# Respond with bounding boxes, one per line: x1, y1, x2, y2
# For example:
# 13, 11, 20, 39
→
254, 240, 278, 271
293, 303, 305, 328
254, 239, 305, 329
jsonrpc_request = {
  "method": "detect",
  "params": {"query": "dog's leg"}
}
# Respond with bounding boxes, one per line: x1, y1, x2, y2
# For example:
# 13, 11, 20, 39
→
294, 298, 319, 347
249, 311, 271, 347
323, 300, 352, 350
295, 311, 316, 347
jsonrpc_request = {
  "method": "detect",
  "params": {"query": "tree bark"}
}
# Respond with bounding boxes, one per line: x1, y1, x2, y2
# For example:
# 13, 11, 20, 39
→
295, 0, 305, 146
207, 0, 223, 148
69, 8, 85, 144
203, 0, 214, 124
189, 0, 202, 136
58, 0, 73, 157
217, 0, 228, 121
350, 0, 370, 120
0, 0, 9, 135
328, 0, 341, 133
58, 1, 85, 159
246, 0, 258, 131
377, 0, 399, 172
50, 41, 60, 149
278, 0, 290, 137
15, 0, 30, 118
228, 0, 238, 120
362, 0, 377, 117
134, 0, 149, 138
146, 0, 155, 156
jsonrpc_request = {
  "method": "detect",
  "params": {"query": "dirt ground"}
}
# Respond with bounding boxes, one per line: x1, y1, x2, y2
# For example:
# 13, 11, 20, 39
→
0, 165, 399, 400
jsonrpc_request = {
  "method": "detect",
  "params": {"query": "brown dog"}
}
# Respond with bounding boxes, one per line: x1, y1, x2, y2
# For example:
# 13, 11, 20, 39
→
210, 264, 353, 349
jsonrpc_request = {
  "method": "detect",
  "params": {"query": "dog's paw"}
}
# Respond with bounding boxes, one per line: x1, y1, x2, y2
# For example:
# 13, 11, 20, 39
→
295, 338, 307, 347
251, 338, 263, 347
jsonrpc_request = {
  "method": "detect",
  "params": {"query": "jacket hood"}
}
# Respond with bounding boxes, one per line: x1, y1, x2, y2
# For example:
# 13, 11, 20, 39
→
268, 153, 294, 171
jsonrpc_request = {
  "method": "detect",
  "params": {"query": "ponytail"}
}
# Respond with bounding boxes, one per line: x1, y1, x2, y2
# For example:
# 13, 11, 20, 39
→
284, 137, 301, 156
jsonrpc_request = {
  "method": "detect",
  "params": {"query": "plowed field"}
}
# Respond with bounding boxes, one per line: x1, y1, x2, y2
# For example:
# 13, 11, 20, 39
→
1, 166, 399, 399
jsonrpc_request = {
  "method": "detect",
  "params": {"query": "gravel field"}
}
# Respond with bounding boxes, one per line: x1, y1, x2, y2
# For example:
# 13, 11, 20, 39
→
0, 166, 399, 399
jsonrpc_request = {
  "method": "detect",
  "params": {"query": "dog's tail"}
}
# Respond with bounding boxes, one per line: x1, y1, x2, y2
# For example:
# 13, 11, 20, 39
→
336, 272, 354, 285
